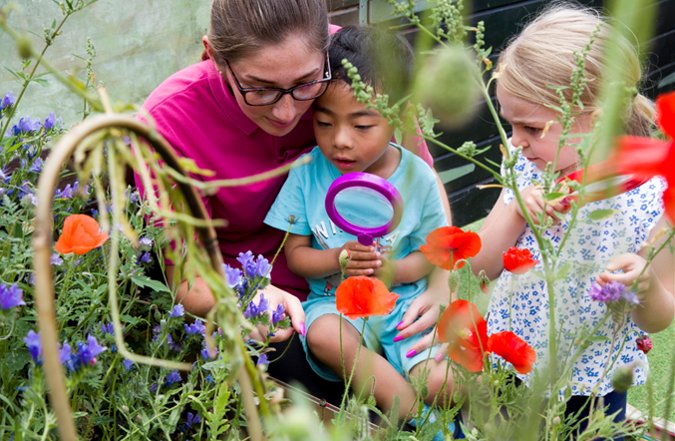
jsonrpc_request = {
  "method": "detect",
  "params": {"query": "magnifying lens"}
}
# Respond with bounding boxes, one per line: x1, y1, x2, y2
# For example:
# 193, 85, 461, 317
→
325, 172, 403, 246
558, 159, 648, 205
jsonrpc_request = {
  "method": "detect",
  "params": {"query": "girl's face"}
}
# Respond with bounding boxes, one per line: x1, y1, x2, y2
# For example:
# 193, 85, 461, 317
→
222, 34, 326, 137
496, 84, 592, 175
314, 82, 397, 176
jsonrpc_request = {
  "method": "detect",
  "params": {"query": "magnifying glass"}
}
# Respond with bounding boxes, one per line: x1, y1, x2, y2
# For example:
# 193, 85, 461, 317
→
557, 159, 648, 205
325, 172, 403, 246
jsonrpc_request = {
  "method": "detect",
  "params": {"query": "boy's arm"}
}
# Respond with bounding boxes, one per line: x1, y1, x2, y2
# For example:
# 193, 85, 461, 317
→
284, 234, 382, 279
382, 250, 434, 285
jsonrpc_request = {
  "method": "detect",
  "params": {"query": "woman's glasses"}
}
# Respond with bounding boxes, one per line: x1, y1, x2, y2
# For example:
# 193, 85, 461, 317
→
225, 55, 332, 106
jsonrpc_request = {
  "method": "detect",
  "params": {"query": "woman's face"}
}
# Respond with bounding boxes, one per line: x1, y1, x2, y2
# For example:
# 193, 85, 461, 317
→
222, 34, 326, 137
496, 84, 591, 175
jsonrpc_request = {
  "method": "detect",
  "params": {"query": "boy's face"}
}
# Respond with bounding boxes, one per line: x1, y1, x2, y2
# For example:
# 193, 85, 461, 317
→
314, 82, 396, 175
497, 84, 590, 175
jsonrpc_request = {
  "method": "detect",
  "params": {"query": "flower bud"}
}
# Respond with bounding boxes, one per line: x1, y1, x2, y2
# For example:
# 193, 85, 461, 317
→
414, 44, 482, 128
611, 364, 635, 393
338, 249, 350, 272
16, 34, 33, 59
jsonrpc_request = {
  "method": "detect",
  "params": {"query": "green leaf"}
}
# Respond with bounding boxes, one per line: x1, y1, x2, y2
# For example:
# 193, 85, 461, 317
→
544, 192, 566, 201
587, 209, 616, 221
130, 275, 171, 294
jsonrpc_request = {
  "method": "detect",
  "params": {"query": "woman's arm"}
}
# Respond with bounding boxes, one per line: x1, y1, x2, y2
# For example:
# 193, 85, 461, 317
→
166, 265, 306, 340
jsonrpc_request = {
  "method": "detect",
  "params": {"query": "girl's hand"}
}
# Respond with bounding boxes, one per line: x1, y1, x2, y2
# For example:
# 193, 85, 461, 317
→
596, 253, 651, 295
248, 284, 306, 343
515, 185, 565, 225
340, 240, 382, 276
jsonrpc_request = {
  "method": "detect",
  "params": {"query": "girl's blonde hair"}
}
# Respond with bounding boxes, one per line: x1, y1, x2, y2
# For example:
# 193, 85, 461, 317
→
497, 4, 654, 136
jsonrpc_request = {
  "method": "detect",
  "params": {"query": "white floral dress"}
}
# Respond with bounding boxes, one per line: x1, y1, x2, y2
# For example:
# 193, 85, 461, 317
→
487, 144, 665, 396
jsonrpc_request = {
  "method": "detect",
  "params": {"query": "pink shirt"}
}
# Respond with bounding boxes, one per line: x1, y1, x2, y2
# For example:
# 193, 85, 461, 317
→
141, 59, 433, 300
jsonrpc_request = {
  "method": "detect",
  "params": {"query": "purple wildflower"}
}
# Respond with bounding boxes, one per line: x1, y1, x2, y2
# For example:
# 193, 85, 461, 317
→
0, 283, 25, 310
43, 112, 56, 131
54, 181, 78, 199
28, 157, 43, 174
243, 301, 258, 319
1, 91, 15, 110
139, 237, 153, 248
60, 342, 75, 372
205, 374, 215, 384
74, 335, 106, 367
201, 343, 217, 360
588, 281, 639, 304
184, 320, 206, 336
12, 117, 41, 135
165, 370, 181, 386
254, 257, 271, 279
24, 330, 42, 363
138, 252, 152, 264
100, 322, 114, 335
184, 412, 201, 429
50, 253, 63, 267
271, 304, 285, 326
169, 304, 184, 318
150, 383, 157, 393
166, 334, 182, 352
257, 354, 269, 367
123, 358, 134, 371
223, 264, 243, 289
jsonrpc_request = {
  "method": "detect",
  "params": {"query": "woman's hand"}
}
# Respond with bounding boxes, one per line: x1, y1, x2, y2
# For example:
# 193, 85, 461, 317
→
393, 286, 446, 358
248, 284, 306, 343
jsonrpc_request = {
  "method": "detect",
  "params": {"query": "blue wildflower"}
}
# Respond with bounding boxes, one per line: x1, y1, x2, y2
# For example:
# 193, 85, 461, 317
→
0, 283, 25, 310
166, 334, 182, 352
237, 251, 272, 279
271, 304, 285, 326
237, 251, 255, 272
28, 157, 43, 174
257, 294, 269, 315
205, 374, 215, 384
1, 91, 15, 110
257, 354, 269, 367
137, 252, 152, 264
184, 320, 206, 336
254, 256, 271, 279
24, 330, 42, 363
123, 358, 134, 371
165, 370, 181, 386
243, 301, 258, 319
149, 383, 157, 393
169, 304, 184, 318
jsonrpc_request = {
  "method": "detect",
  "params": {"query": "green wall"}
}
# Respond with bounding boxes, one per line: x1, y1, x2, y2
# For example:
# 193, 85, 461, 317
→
0, 0, 210, 125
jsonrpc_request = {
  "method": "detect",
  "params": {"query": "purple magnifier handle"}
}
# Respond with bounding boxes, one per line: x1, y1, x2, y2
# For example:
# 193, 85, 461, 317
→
325, 172, 403, 246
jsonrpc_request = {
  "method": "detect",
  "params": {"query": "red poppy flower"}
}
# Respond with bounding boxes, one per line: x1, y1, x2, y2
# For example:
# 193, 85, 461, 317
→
335, 276, 399, 320
420, 226, 482, 270
487, 331, 536, 374
55, 214, 109, 255
437, 299, 488, 372
502, 247, 538, 274
616, 91, 675, 223
636, 335, 653, 354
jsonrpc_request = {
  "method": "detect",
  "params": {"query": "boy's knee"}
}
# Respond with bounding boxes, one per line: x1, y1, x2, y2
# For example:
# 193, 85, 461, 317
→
411, 361, 454, 401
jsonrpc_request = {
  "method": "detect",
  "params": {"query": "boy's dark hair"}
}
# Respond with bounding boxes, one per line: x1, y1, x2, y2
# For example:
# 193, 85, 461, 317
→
328, 25, 414, 104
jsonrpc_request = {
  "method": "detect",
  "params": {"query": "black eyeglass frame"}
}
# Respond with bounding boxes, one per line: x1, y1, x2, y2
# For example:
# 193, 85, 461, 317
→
225, 54, 332, 106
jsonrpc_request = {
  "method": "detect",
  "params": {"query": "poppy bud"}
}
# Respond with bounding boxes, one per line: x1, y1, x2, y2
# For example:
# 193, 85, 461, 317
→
611, 364, 635, 393
414, 44, 482, 128
16, 34, 33, 59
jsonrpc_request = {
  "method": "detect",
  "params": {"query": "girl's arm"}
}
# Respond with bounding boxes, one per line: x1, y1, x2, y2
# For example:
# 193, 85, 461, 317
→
598, 218, 675, 333
284, 234, 382, 279
471, 189, 527, 280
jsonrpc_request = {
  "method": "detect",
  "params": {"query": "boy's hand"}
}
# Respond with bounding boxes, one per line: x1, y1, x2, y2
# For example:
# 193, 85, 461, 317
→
514, 185, 566, 225
597, 253, 651, 295
339, 240, 382, 276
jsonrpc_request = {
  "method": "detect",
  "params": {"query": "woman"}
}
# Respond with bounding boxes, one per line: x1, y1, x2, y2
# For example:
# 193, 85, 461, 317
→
141, 0, 449, 402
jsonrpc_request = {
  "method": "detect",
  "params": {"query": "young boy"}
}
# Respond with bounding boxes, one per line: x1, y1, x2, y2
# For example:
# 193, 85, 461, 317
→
264, 26, 458, 435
